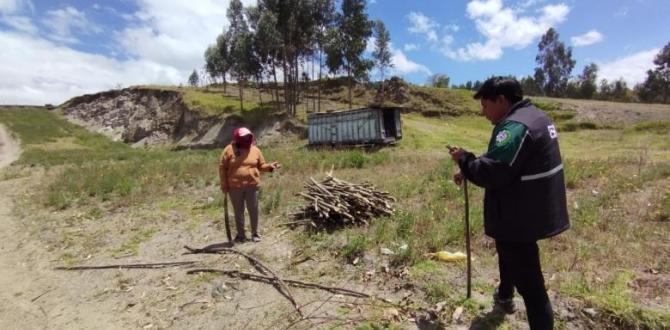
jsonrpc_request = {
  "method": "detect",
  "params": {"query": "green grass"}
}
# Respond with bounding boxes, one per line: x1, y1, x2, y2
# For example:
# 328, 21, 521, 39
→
562, 272, 670, 329
400, 114, 490, 151
531, 99, 564, 112
112, 228, 158, 257
44, 151, 219, 209
182, 88, 259, 116
340, 233, 369, 262
0, 108, 164, 166
559, 120, 599, 132
408, 86, 480, 116
3, 97, 670, 329
563, 159, 615, 189
423, 282, 453, 303
409, 259, 441, 278
632, 120, 670, 134
656, 186, 670, 221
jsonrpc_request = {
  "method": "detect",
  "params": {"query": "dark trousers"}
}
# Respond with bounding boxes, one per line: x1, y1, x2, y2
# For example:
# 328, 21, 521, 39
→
496, 241, 554, 330
228, 187, 259, 238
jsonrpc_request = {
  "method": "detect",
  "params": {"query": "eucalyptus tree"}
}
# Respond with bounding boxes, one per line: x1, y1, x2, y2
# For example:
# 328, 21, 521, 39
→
535, 28, 575, 97
325, 0, 373, 109
372, 19, 393, 102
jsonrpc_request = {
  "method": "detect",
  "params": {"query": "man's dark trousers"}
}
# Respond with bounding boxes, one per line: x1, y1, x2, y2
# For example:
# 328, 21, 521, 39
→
496, 241, 554, 330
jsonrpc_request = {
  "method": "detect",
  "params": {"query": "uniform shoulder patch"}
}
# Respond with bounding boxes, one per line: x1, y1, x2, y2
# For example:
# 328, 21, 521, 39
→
495, 129, 511, 146
547, 124, 558, 139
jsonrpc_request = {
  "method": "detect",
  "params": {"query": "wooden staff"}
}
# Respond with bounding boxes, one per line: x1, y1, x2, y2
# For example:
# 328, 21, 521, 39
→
224, 193, 232, 243
464, 179, 472, 299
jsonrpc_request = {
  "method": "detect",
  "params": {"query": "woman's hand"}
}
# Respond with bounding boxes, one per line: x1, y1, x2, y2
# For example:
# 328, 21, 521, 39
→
270, 161, 281, 170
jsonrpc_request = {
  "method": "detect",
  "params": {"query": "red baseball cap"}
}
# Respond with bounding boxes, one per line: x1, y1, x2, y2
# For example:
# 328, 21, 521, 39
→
233, 127, 253, 139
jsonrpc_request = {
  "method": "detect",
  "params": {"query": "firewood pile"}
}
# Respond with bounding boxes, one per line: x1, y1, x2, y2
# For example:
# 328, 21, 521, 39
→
292, 176, 395, 228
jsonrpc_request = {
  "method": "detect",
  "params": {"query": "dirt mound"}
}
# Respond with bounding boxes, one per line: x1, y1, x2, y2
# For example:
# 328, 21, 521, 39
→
375, 76, 411, 104
61, 87, 196, 145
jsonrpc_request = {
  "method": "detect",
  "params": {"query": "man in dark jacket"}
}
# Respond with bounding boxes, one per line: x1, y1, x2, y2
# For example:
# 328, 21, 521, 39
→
449, 77, 569, 330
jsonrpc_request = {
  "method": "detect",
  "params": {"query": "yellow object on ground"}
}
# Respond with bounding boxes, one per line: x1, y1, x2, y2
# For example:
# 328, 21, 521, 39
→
425, 251, 467, 262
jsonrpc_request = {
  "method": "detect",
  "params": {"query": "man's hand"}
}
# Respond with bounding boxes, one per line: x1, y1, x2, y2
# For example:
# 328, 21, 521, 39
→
449, 147, 467, 162
453, 172, 464, 186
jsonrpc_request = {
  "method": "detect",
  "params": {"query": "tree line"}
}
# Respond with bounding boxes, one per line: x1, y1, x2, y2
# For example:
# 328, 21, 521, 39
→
198, 0, 393, 115
448, 28, 670, 104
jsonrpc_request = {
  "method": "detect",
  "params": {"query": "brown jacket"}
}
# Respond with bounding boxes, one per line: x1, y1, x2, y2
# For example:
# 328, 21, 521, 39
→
219, 144, 273, 190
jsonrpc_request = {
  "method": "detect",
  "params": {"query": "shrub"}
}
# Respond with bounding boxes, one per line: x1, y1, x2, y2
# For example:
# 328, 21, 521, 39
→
560, 120, 598, 132
632, 120, 670, 134
341, 233, 369, 262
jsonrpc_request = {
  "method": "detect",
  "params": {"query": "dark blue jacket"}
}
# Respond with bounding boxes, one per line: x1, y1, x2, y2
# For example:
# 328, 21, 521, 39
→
458, 99, 570, 242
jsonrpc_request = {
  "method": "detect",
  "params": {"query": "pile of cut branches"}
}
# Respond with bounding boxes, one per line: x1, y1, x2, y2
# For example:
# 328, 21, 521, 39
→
292, 176, 395, 229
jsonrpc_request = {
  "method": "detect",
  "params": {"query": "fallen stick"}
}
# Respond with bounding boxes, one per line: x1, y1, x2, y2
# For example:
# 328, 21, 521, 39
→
183, 245, 303, 318
186, 268, 370, 298
276, 220, 312, 227
55, 261, 198, 270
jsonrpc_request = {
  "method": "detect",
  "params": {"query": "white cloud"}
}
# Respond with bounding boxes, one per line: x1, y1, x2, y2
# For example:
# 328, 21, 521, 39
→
1, 14, 36, 33
443, 23, 459, 32
0, 0, 259, 105
0, 0, 33, 14
366, 36, 376, 53
403, 43, 419, 52
390, 44, 431, 76
45, 6, 102, 44
571, 30, 603, 47
614, 6, 628, 18
443, 0, 569, 61
0, 31, 182, 105
118, 0, 255, 72
407, 11, 438, 42
0, 0, 36, 34
514, 0, 547, 10
598, 49, 658, 86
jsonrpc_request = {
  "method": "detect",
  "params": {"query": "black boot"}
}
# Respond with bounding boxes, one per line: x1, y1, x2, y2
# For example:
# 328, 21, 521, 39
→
493, 288, 516, 314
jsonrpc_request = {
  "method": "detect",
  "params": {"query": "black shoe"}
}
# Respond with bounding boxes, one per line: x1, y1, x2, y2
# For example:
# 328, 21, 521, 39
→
234, 235, 247, 243
493, 289, 516, 314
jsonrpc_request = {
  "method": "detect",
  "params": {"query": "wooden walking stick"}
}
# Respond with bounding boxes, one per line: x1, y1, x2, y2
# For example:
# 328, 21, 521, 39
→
223, 193, 233, 244
447, 144, 472, 299
463, 179, 472, 299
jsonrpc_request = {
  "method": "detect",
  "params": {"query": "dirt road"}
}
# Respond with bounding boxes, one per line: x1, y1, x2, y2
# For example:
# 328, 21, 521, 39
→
0, 124, 20, 168
0, 126, 124, 329
0, 124, 343, 329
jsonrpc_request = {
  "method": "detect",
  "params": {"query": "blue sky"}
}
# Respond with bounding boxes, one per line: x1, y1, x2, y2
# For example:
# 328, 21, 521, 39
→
1, 0, 668, 104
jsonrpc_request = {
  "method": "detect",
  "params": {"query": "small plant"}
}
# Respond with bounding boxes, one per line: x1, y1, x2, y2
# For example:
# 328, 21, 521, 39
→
532, 100, 563, 112
423, 282, 452, 303
547, 110, 577, 122
260, 187, 282, 214
341, 233, 369, 262
340, 150, 367, 169
60, 252, 79, 266
112, 228, 158, 257
632, 120, 670, 134
655, 186, 670, 221
560, 120, 599, 132
561, 272, 670, 329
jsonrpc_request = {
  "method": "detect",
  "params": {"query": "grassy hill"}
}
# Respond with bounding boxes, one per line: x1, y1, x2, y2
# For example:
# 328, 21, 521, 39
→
1, 84, 669, 328
138, 78, 481, 119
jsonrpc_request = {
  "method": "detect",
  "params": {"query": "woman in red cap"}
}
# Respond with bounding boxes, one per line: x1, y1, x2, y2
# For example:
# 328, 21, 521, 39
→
219, 127, 280, 242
